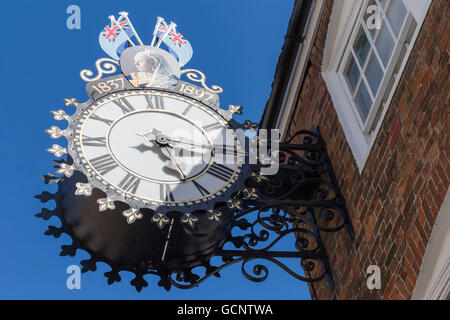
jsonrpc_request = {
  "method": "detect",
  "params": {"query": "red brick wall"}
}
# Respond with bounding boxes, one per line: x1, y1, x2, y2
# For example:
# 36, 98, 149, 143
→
286, 0, 449, 299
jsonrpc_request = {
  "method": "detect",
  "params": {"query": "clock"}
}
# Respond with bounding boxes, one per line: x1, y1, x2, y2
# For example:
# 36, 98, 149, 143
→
39, 31, 262, 288
41, 71, 255, 277
72, 89, 243, 210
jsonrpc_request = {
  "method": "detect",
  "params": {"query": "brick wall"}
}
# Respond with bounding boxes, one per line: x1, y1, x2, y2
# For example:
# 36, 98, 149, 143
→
286, 0, 449, 299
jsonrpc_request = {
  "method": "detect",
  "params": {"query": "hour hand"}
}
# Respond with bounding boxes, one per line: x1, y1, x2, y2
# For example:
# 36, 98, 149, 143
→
136, 128, 163, 142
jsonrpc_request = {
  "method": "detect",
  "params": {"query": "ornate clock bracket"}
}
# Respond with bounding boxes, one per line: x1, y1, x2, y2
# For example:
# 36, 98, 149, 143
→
156, 127, 355, 293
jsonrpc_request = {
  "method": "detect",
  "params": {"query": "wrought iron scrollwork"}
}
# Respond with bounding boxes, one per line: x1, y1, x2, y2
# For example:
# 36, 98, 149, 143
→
159, 128, 353, 291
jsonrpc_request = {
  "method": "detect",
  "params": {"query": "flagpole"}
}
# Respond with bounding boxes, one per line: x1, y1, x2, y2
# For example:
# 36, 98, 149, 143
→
118, 12, 144, 46
109, 15, 136, 47
156, 22, 177, 48
148, 60, 162, 86
150, 17, 165, 47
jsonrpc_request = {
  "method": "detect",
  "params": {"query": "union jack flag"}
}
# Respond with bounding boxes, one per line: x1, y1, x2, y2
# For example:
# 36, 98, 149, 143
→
100, 15, 129, 44
99, 14, 134, 60
157, 21, 186, 47
153, 17, 193, 67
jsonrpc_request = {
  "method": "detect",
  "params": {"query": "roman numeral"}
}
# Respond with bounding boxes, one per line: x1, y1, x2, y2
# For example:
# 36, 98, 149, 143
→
203, 122, 222, 132
160, 184, 175, 202
193, 181, 210, 197
82, 136, 106, 147
90, 154, 117, 175
112, 97, 135, 114
207, 162, 235, 182
182, 104, 194, 116
118, 174, 141, 194
89, 113, 113, 126
145, 95, 165, 110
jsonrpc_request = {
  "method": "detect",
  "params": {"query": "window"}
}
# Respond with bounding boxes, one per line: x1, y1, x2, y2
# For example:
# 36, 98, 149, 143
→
340, 0, 416, 133
322, 0, 431, 170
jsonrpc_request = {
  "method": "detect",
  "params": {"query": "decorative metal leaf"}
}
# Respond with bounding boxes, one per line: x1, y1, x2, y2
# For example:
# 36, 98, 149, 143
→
64, 98, 78, 106
45, 126, 65, 139
46, 144, 68, 157
176, 270, 200, 285
34, 191, 56, 203
75, 183, 93, 197
50, 110, 69, 121
227, 199, 242, 210
40, 173, 61, 185
44, 226, 63, 238
242, 188, 258, 198
151, 213, 170, 229
243, 120, 258, 131
60, 244, 77, 257
123, 208, 143, 224
97, 198, 115, 212
180, 213, 198, 227
80, 258, 97, 273
228, 104, 243, 115
130, 273, 148, 292
157, 272, 172, 291
207, 209, 222, 222
104, 269, 121, 285
56, 163, 75, 178
35, 208, 55, 220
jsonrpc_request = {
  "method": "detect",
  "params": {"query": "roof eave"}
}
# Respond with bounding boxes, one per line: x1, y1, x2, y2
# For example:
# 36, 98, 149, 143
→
259, 0, 314, 130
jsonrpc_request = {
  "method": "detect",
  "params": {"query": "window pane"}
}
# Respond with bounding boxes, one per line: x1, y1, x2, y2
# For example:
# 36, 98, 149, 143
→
375, 21, 395, 67
344, 56, 361, 94
386, 0, 407, 36
364, 0, 379, 38
379, 0, 388, 10
353, 26, 371, 66
365, 53, 383, 95
355, 82, 372, 122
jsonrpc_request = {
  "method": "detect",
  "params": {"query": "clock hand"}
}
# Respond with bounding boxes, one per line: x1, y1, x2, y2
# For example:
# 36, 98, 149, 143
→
131, 143, 157, 153
136, 132, 154, 140
164, 137, 212, 149
136, 128, 163, 143
136, 131, 187, 179
171, 143, 212, 156
161, 146, 187, 180
140, 130, 210, 155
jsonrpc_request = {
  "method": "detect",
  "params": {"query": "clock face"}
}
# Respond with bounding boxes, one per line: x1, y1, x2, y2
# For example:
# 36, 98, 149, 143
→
73, 89, 242, 206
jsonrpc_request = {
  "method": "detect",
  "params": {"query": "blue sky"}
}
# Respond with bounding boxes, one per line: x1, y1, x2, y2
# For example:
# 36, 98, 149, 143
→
0, 0, 313, 300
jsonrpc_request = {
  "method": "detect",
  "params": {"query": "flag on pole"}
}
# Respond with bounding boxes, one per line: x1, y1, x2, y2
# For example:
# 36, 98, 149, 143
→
155, 19, 193, 67
99, 15, 134, 60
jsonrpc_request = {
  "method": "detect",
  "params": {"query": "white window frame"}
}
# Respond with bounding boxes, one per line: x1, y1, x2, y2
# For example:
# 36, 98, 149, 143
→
322, 0, 432, 172
339, 0, 415, 134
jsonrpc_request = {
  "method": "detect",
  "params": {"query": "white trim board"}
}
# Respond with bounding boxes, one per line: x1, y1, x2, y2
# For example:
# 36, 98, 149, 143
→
412, 187, 450, 300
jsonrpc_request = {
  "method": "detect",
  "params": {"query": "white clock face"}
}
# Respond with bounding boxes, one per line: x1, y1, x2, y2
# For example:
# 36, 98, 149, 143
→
73, 90, 242, 206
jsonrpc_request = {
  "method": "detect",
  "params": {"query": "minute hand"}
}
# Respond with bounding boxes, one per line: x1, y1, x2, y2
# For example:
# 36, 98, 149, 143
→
161, 146, 187, 179
165, 137, 212, 149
